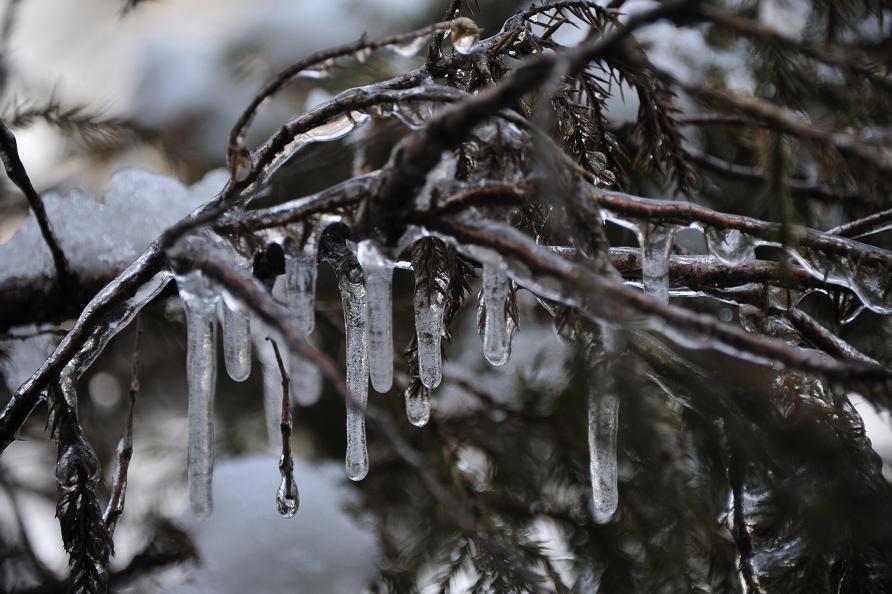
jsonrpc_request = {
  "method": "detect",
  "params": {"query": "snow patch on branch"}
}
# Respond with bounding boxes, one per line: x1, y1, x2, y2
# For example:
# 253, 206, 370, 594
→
0, 168, 228, 286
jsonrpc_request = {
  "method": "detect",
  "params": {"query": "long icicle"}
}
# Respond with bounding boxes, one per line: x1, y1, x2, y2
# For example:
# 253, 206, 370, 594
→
588, 330, 620, 524
338, 260, 370, 481
221, 294, 251, 382
480, 263, 512, 366
177, 271, 219, 519
357, 240, 394, 393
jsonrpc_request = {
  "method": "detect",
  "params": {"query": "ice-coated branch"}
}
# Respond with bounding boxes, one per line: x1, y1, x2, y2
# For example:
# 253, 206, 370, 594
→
102, 317, 142, 536
367, 0, 699, 243
0, 118, 72, 288
595, 190, 892, 267
266, 337, 298, 518
415, 214, 892, 383
228, 20, 461, 169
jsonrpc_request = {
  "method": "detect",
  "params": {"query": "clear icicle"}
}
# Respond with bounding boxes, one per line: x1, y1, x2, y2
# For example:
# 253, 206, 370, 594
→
412, 254, 447, 390
357, 240, 394, 394
285, 232, 319, 336
638, 222, 675, 305
338, 262, 370, 481
404, 385, 430, 428
176, 271, 219, 519
479, 263, 513, 366
290, 346, 323, 406
221, 294, 251, 382
588, 388, 619, 524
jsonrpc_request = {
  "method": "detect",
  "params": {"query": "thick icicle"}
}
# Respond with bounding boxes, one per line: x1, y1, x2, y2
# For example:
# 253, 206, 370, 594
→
285, 231, 319, 336
704, 227, 756, 265
176, 271, 219, 519
221, 294, 251, 382
357, 240, 394, 393
338, 262, 370, 481
588, 388, 619, 524
638, 223, 675, 305
412, 250, 447, 389
480, 263, 513, 366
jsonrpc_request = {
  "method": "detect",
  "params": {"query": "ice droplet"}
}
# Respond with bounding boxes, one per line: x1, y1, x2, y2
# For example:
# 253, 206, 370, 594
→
451, 17, 481, 54
705, 227, 756, 265
176, 271, 219, 519
404, 385, 431, 428
357, 240, 394, 394
338, 261, 370, 481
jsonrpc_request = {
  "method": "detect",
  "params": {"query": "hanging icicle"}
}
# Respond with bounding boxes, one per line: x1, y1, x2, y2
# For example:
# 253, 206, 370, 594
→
479, 263, 514, 366
285, 227, 319, 336
176, 270, 220, 518
412, 245, 448, 390
637, 222, 675, 305
357, 240, 394, 394
337, 260, 370, 481
221, 293, 251, 382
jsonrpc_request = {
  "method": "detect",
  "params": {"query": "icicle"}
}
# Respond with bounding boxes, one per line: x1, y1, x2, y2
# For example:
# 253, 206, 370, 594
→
404, 385, 430, 428
412, 254, 447, 390
285, 231, 319, 336
221, 293, 251, 382
176, 271, 219, 519
479, 263, 513, 366
588, 386, 619, 524
290, 346, 323, 406
357, 240, 394, 394
638, 222, 675, 305
338, 262, 370, 481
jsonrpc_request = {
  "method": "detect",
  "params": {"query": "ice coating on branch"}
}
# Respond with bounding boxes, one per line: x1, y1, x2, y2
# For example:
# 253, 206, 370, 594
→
0, 168, 228, 286
412, 250, 447, 390
285, 231, 319, 336
338, 262, 370, 481
479, 263, 514, 367
390, 36, 428, 57
637, 223, 675, 305
588, 383, 619, 524
705, 227, 756, 265
221, 293, 252, 382
791, 248, 892, 318
177, 271, 220, 519
357, 240, 394, 394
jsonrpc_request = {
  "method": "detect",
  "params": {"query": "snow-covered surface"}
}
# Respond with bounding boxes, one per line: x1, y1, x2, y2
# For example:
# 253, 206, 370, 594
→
0, 168, 228, 285
163, 455, 379, 594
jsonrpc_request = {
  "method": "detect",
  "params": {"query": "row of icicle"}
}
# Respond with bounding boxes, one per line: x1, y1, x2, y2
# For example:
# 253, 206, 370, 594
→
173, 230, 521, 519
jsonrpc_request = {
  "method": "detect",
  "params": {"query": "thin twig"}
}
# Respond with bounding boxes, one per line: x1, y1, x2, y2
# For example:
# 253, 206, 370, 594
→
0, 118, 72, 288
266, 337, 298, 518
103, 316, 142, 536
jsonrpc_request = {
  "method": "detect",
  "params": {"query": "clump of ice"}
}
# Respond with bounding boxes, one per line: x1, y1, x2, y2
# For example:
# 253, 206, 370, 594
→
0, 168, 228, 285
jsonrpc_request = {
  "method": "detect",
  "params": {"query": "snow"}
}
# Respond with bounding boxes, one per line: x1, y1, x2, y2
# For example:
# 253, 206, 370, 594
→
0, 168, 228, 285
163, 455, 379, 594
